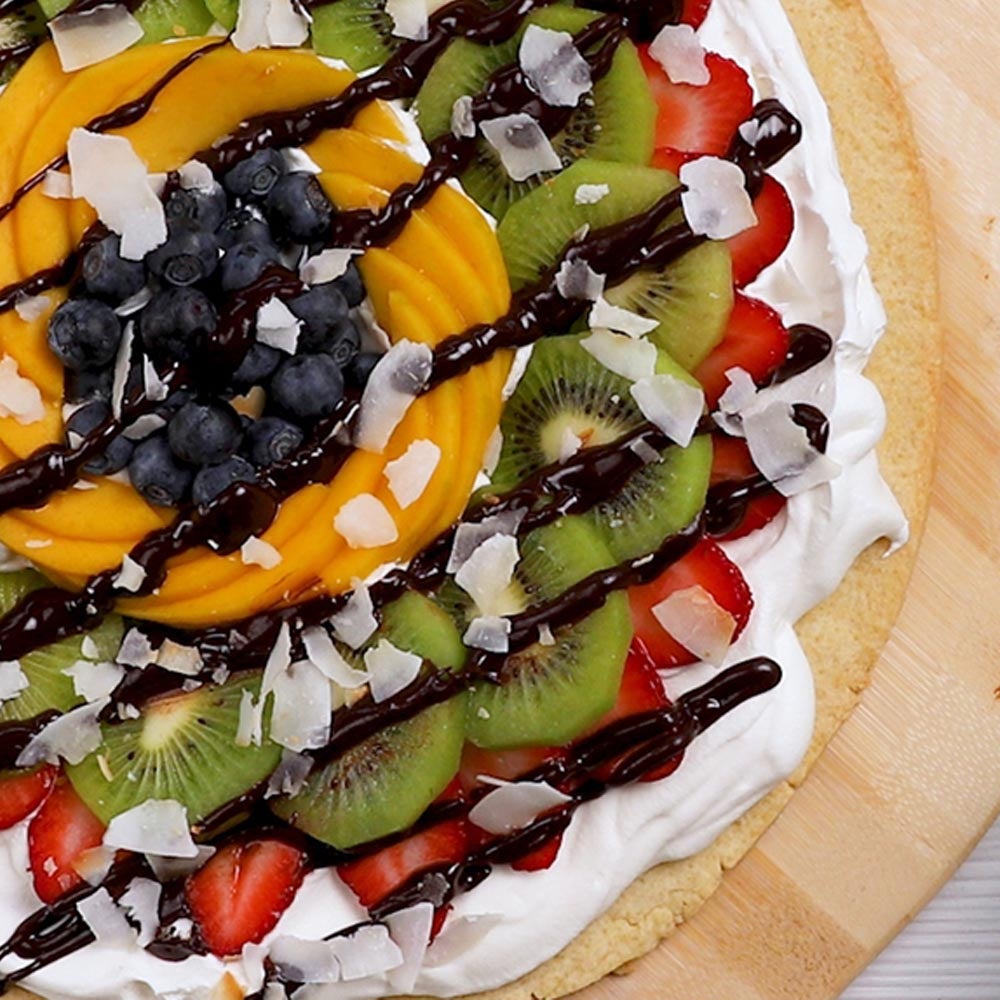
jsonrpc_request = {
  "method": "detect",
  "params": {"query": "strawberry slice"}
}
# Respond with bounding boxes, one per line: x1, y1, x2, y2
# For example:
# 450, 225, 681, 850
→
679, 0, 713, 28
186, 838, 306, 956
694, 293, 790, 407
338, 819, 470, 911
459, 744, 565, 797
27, 778, 106, 903
639, 48, 754, 157
512, 835, 563, 872
709, 436, 786, 540
0, 765, 56, 830
629, 540, 753, 668
727, 176, 794, 287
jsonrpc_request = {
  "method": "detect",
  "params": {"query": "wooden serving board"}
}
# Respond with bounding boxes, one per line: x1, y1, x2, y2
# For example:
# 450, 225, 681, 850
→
575, 1, 1000, 997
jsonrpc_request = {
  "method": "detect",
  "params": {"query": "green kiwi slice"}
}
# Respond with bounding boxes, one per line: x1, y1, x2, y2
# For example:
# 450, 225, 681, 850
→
414, 6, 656, 221
37, 0, 214, 44
491, 333, 711, 564
498, 159, 734, 370
270, 593, 467, 850
66, 673, 281, 825
0, 6, 45, 83
439, 517, 632, 749
310, 0, 400, 73
0, 571, 123, 725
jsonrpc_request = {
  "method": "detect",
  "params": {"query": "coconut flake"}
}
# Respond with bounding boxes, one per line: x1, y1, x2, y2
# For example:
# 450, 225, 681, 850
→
463, 616, 511, 653
261, 622, 293, 701
384, 439, 441, 509
652, 584, 736, 665
235, 689, 262, 748
649, 24, 710, 85
454, 533, 519, 616
554, 258, 605, 302
447, 510, 525, 574
16, 698, 108, 767
68, 129, 167, 261
14, 293, 53, 322
123, 414, 166, 441
588, 296, 659, 338
386, 903, 434, 992
240, 535, 283, 570
558, 427, 582, 462
581, 329, 657, 382
42, 171, 73, 200
300, 248, 358, 285
482, 426, 503, 475
385, 0, 428, 39
302, 627, 370, 688
76, 888, 134, 946
103, 799, 198, 859
266, 0, 310, 46
329, 582, 378, 649
119, 878, 162, 948
334, 494, 399, 549
0, 661, 28, 702
141, 356, 169, 402
537, 623, 556, 647
257, 297, 301, 354
468, 780, 572, 835
232, 0, 308, 51
630, 374, 704, 447
355, 340, 433, 454
177, 160, 215, 192
480, 114, 562, 182
269, 937, 342, 984
0, 356, 44, 425
110, 319, 135, 420
155, 639, 203, 677
715, 366, 758, 434
116, 286, 153, 318
518, 25, 592, 107
118, 628, 156, 668
265, 750, 313, 798
680, 157, 757, 240
73, 844, 117, 885
328, 924, 403, 981
574, 182, 610, 206
114, 554, 146, 594
364, 640, 422, 703
63, 660, 124, 702
450, 95, 476, 139
81, 636, 99, 659
269, 660, 332, 751
49, 5, 143, 73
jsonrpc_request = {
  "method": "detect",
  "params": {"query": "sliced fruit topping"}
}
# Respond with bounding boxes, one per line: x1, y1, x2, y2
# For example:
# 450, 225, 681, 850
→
311, 0, 400, 73
271, 594, 467, 850
489, 333, 711, 563
639, 47, 754, 158
415, 7, 656, 219
708, 436, 786, 540
629, 539, 752, 668
66, 674, 282, 826
0, 765, 56, 830
38, 0, 215, 44
186, 838, 307, 957
727, 176, 794, 288
458, 744, 565, 797
28, 777, 106, 903
498, 159, 733, 370
694, 293, 790, 407
679, 0, 713, 29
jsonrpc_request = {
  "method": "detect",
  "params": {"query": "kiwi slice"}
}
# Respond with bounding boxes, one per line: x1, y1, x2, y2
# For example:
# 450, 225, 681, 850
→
203, 0, 236, 29
311, 0, 400, 73
498, 159, 734, 370
0, 571, 123, 725
66, 673, 281, 825
0, 6, 45, 83
37, 0, 214, 43
270, 593, 467, 850
491, 333, 711, 564
438, 517, 631, 749
414, 6, 656, 221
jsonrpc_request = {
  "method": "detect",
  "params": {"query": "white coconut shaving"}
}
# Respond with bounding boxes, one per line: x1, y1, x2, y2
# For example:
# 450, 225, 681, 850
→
269, 660, 332, 752
110, 319, 135, 421
232, 0, 309, 51
122, 414, 165, 442
652, 584, 736, 666
177, 160, 215, 193
49, 5, 143, 73
680, 157, 757, 241
463, 616, 511, 654
580, 329, 657, 382
240, 536, 283, 570
588, 296, 659, 338
518, 25, 592, 107
482, 426, 503, 475
103, 799, 199, 859
450, 95, 476, 139
265, 750, 313, 798
0, 660, 28, 702
76, 889, 135, 946
537, 623, 556, 646
63, 660, 124, 703
454, 533, 519, 616
73, 845, 117, 886
118, 628, 156, 668
447, 510, 525, 574
113, 554, 146, 594
300, 248, 358, 285
118, 878, 162, 948
42, 171, 73, 200
715, 366, 759, 435
67, 129, 167, 261
329, 581, 378, 649
14, 293, 53, 322
468, 780, 572, 835
649, 24, 710, 85
256, 298, 302, 354
574, 182, 610, 206
269, 937, 342, 984
141, 356, 169, 402
334, 494, 399, 549
385, 0, 428, 39
116, 286, 154, 319
302, 627, 370, 688
155, 639, 204, 677
0, 356, 44, 425
329, 924, 404, 981
630, 374, 704, 447
235, 689, 263, 749
385, 903, 435, 992
480, 114, 562, 182
355, 339, 433, 454
384, 439, 441, 509
364, 640, 422, 703
16, 698, 108, 767
554, 258, 605, 302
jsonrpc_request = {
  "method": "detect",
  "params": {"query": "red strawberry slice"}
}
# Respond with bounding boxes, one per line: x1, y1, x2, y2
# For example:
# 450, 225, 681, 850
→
727, 176, 794, 287
0, 765, 56, 830
512, 835, 564, 872
629, 540, 753, 668
459, 744, 565, 797
694, 293, 790, 407
186, 838, 306, 956
338, 819, 470, 911
679, 0, 713, 28
651, 146, 691, 176
709, 436, 786, 540
27, 778, 106, 904
639, 47, 754, 157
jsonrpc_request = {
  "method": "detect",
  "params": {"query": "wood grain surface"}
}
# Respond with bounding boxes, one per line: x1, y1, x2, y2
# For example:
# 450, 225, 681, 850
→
574, 1, 1000, 996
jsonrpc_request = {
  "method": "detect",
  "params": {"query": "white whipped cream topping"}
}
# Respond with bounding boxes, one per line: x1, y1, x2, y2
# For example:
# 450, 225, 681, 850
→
0, 0, 907, 995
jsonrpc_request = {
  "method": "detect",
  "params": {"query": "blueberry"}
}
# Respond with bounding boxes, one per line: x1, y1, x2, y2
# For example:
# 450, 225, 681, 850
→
288, 284, 349, 350
66, 401, 132, 475
217, 207, 275, 251
325, 319, 360, 369
348, 351, 381, 388
223, 149, 286, 202
168, 400, 242, 466
165, 184, 227, 232
81, 235, 146, 303
220, 241, 280, 292
246, 416, 304, 467
162, 387, 194, 414
232, 342, 282, 389
192, 456, 257, 507
265, 173, 333, 244
140, 288, 218, 361
147, 223, 219, 287
65, 366, 113, 404
129, 434, 192, 507
270, 353, 345, 420
48, 300, 122, 371
336, 262, 366, 308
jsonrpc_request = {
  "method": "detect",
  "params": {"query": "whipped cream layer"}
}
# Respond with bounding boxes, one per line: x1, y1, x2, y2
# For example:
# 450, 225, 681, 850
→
0, 0, 908, 996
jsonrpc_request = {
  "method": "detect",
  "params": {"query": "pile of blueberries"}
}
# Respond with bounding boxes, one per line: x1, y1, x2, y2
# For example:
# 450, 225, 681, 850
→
48, 150, 381, 509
